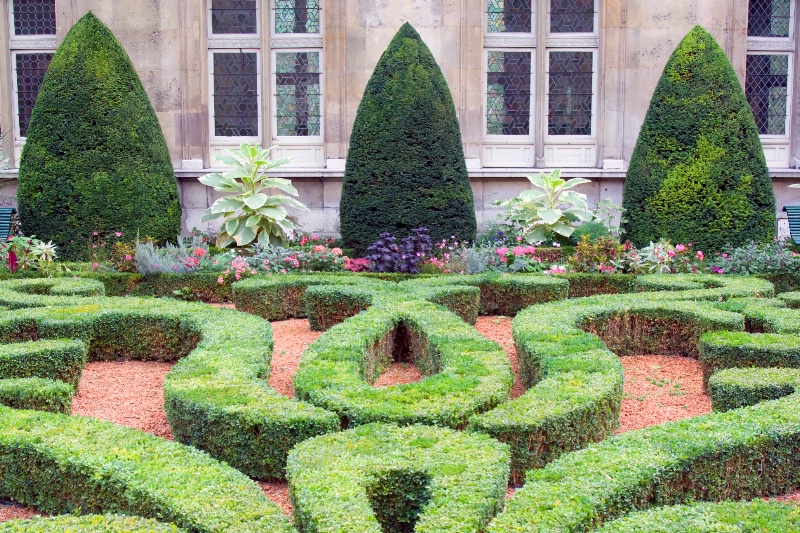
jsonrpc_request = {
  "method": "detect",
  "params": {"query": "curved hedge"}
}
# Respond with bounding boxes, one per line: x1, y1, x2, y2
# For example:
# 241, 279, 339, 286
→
339, 23, 476, 253
0, 407, 292, 533
294, 299, 513, 428
17, 12, 181, 259
620, 25, 775, 250
0, 515, 186, 533
286, 423, 509, 533
595, 501, 800, 533
0, 278, 338, 481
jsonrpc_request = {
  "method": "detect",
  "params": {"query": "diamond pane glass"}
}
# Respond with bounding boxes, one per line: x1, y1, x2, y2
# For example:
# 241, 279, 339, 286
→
486, 51, 531, 136
211, 0, 257, 34
746, 54, 789, 135
550, 0, 594, 33
275, 0, 321, 34
548, 51, 593, 136
213, 52, 259, 137
748, 0, 791, 38
487, 0, 532, 33
276, 52, 321, 137
16, 53, 53, 137
13, 0, 56, 36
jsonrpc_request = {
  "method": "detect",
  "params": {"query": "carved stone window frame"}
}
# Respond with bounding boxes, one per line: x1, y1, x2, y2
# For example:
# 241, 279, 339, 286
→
270, 48, 324, 144
207, 49, 263, 144
207, 0, 261, 41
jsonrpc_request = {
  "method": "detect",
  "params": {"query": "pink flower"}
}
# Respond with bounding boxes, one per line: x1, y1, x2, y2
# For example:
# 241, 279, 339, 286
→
92, 262, 99, 269
194, 248, 207, 257
332, 247, 343, 256
676, 244, 686, 252
721, 253, 728, 258
115, 232, 122, 237
125, 255, 132, 261
696, 251, 704, 261
516, 235, 523, 242
217, 276, 224, 284
93, 231, 99, 236
668, 249, 675, 258
314, 245, 326, 253
312, 234, 319, 241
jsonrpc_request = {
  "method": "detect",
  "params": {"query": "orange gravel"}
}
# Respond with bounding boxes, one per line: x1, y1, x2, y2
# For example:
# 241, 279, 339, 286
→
71, 361, 175, 440
373, 363, 424, 387
270, 319, 322, 397
617, 355, 712, 433
475, 316, 525, 399
0, 503, 40, 523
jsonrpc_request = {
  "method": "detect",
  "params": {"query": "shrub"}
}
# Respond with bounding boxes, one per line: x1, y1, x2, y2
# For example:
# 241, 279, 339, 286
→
287, 424, 509, 533
620, 26, 775, 251
17, 12, 181, 259
0, 515, 186, 532
568, 236, 624, 273
340, 23, 476, 253
0, 407, 293, 533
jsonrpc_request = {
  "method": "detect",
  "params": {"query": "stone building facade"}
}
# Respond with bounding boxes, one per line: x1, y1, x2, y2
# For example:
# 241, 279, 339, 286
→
2, 0, 800, 237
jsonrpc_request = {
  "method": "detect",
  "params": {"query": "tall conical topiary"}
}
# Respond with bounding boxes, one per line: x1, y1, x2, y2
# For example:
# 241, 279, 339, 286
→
17, 12, 181, 259
340, 23, 476, 253
621, 26, 775, 251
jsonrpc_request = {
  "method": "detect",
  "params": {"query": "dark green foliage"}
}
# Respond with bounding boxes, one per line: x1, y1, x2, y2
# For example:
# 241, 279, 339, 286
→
286, 424, 509, 533
340, 23, 476, 253
621, 26, 775, 251
0, 377, 74, 414
17, 12, 181, 259
700, 330, 800, 385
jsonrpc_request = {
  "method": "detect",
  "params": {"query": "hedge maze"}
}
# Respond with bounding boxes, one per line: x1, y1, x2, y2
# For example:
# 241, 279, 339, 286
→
1, 273, 800, 531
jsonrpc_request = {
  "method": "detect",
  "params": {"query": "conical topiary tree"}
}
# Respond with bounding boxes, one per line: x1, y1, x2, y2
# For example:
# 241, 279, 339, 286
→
621, 26, 775, 251
17, 12, 181, 259
340, 23, 476, 253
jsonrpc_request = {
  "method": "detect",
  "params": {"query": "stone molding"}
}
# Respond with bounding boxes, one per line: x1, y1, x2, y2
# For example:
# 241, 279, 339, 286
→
545, 36, 599, 48
270, 37, 323, 48
207, 37, 261, 49
8, 38, 57, 50
746, 39, 795, 52
483, 36, 536, 48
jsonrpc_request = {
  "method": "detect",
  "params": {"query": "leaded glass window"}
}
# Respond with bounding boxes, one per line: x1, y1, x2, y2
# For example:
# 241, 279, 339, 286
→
550, 0, 594, 33
15, 53, 52, 137
275, 0, 321, 34
211, 0, 257, 35
13, 0, 56, 36
213, 52, 259, 137
548, 51, 593, 136
487, 0, 532, 33
748, 0, 791, 38
486, 51, 531, 136
276, 52, 321, 137
746, 54, 790, 135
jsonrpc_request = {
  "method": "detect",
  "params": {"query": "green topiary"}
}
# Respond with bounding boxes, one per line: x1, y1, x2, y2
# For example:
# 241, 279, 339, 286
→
621, 26, 775, 251
17, 12, 181, 260
340, 23, 476, 253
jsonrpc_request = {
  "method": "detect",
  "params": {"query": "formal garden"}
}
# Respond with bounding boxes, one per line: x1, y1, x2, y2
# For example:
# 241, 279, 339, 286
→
2, 11, 800, 533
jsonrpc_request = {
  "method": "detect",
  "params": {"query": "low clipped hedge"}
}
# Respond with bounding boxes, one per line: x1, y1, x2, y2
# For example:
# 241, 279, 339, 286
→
699, 330, 800, 385
709, 367, 800, 412
0, 515, 186, 532
294, 300, 512, 428
0, 407, 293, 533
286, 423, 509, 533
489, 391, 800, 532
0, 278, 338, 480
0, 377, 73, 414
563, 273, 635, 298
0, 339, 87, 387
469, 288, 743, 483
595, 501, 800, 532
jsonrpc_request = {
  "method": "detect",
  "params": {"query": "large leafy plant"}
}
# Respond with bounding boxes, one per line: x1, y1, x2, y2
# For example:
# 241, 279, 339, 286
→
200, 144, 309, 247
494, 169, 593, 244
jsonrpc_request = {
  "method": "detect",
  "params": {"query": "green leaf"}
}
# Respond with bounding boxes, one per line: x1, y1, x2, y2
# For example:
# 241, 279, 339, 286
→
562, 177, 592, 189
233, 224, 257, 246
255, 206, 288, 220
524, 227, 549, 243
260, 177, 299, 196
243, 193, 269, 210
538, 208, 563, 225
210, 197, 244, 214
214, 154, 241, 167
225, 218, 239, 236
245, 215, 261, 228
200, 209, 222, 222
269, 195, 310, 211
551, 221, 575, 237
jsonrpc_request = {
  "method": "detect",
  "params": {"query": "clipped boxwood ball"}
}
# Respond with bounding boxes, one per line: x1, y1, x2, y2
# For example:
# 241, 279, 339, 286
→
340, 23, 476, 254
621, 26, 775, 251
17, 12, 181, 259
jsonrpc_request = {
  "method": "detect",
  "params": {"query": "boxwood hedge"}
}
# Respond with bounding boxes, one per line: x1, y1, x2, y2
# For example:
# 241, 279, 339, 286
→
294, 299, 513, 428
595, 501, 800, 533
0, 278, 338, 480
0, 407, 292, 533
286, 423, 509, 533
0, 515, 186, 533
